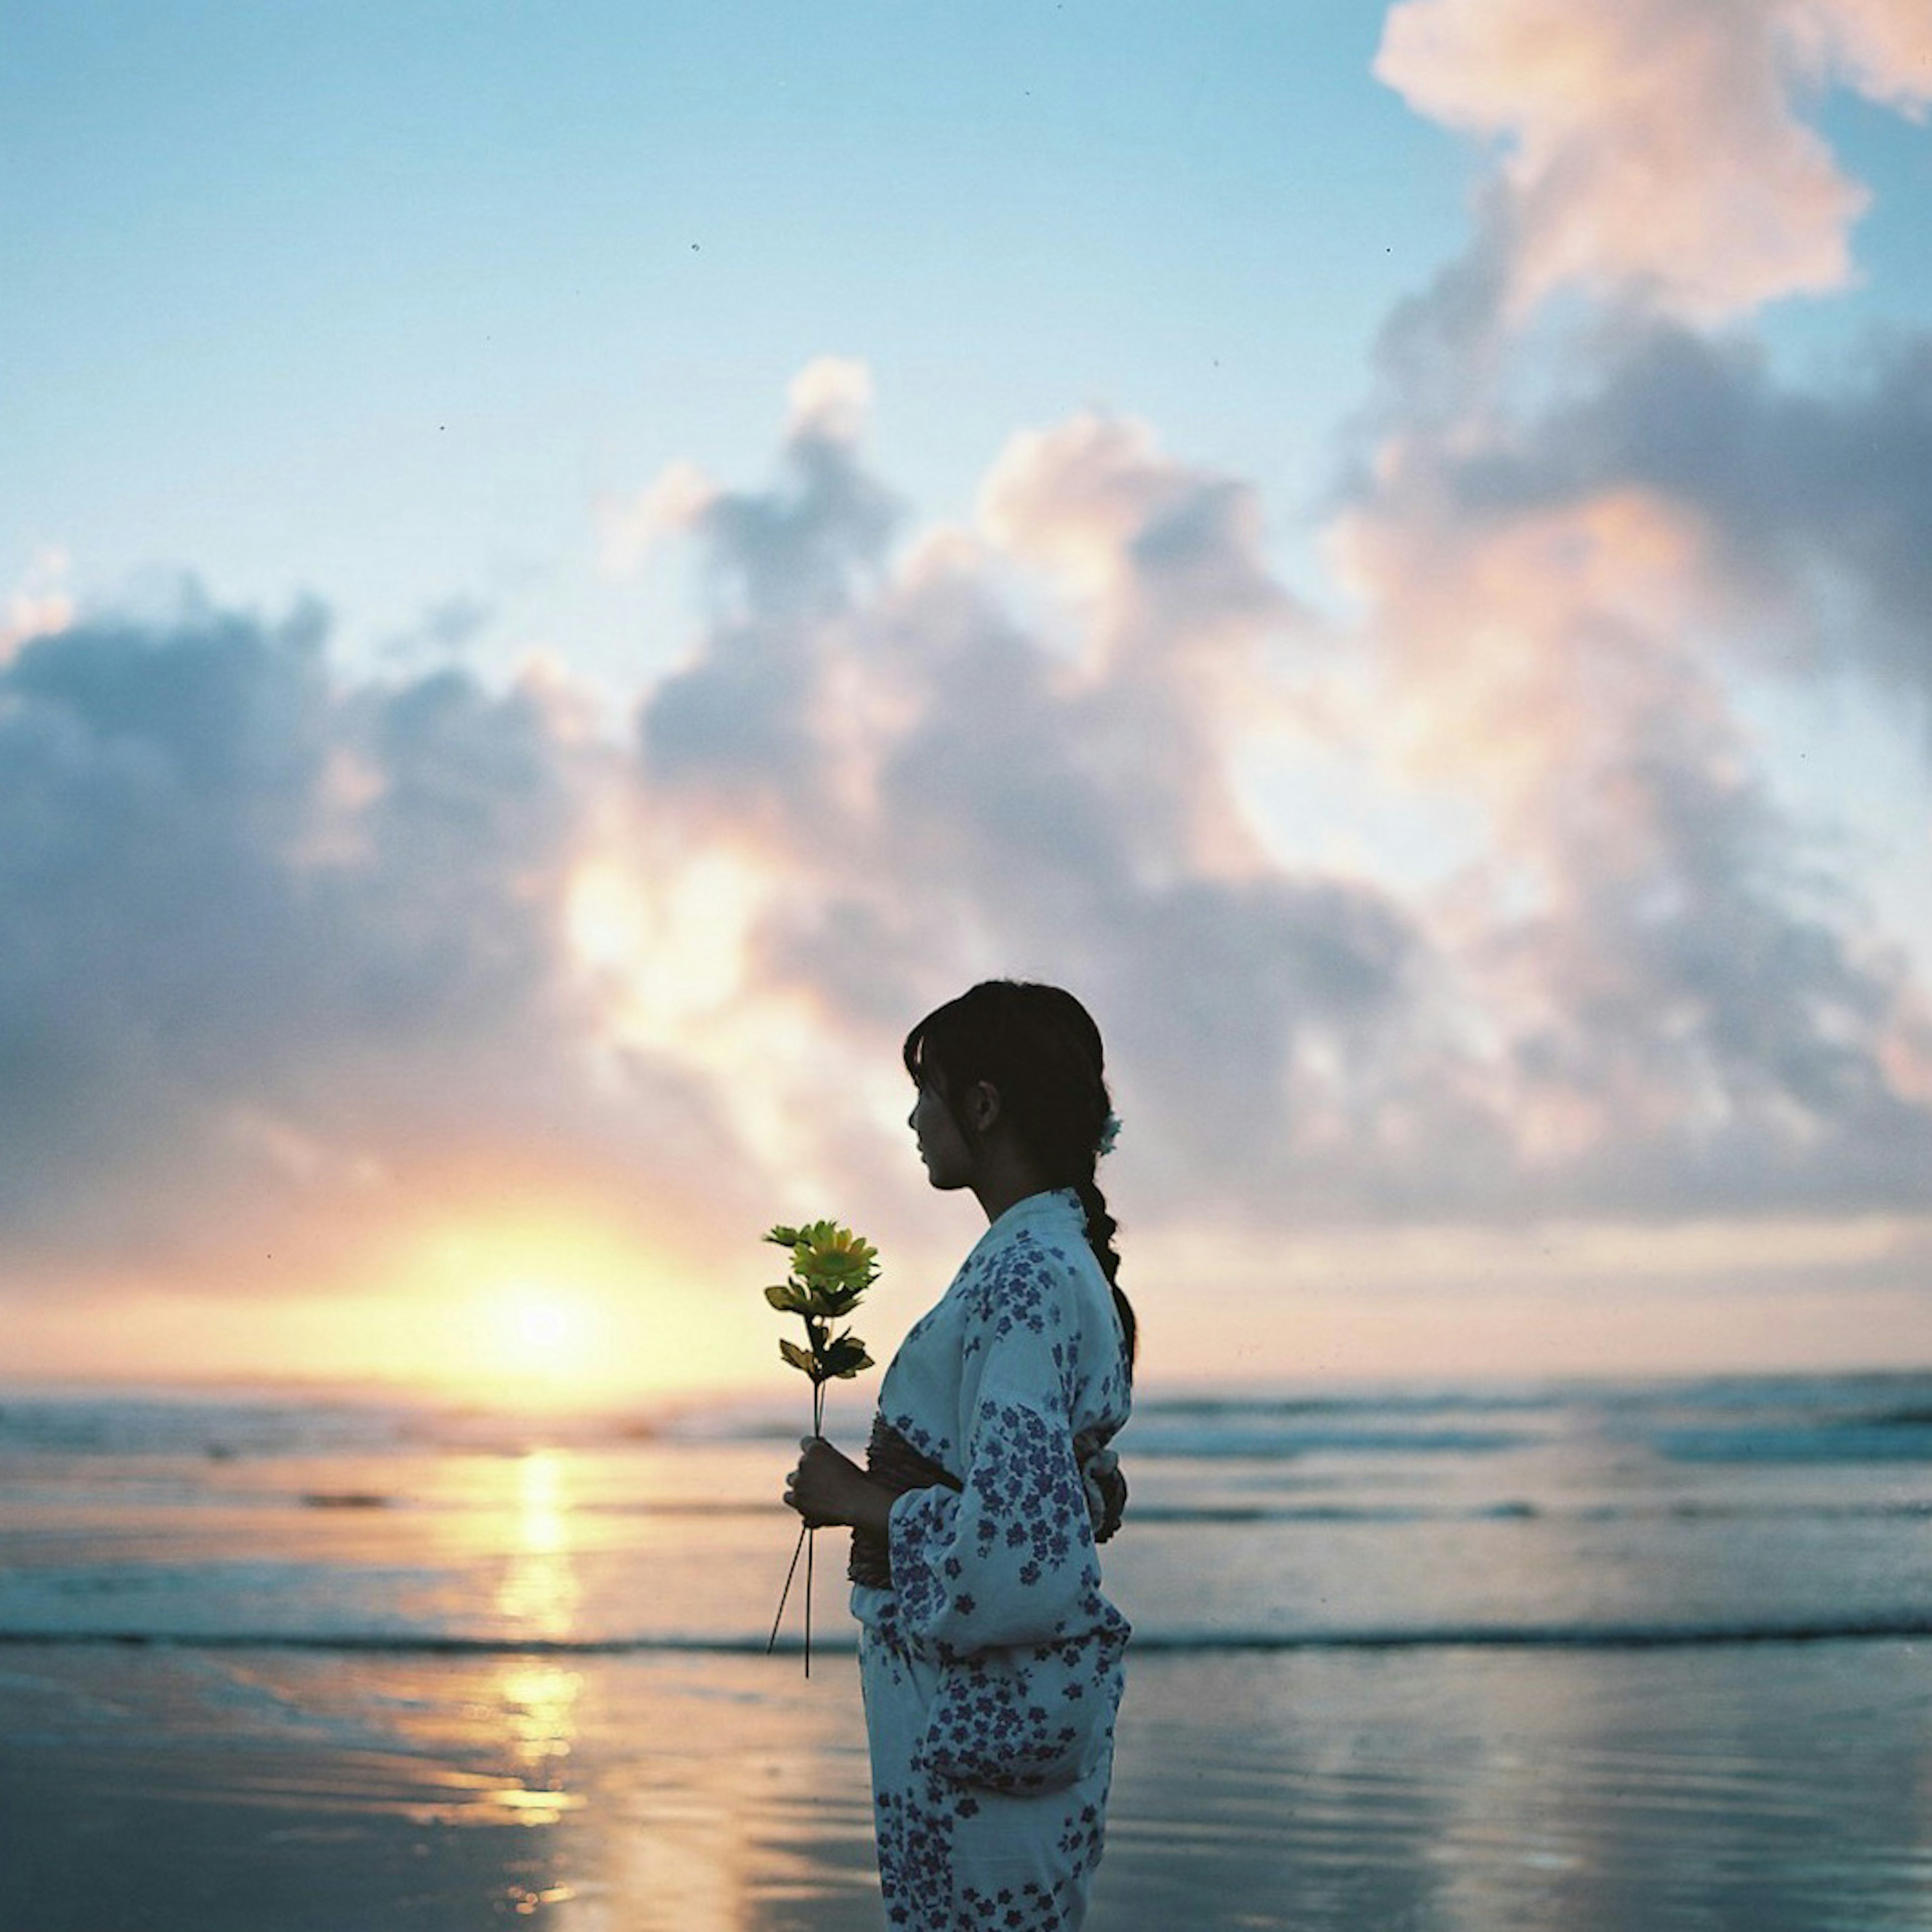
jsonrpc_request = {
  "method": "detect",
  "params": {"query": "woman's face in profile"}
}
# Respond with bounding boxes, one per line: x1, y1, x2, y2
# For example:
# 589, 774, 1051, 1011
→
909, 1079, 976, 1191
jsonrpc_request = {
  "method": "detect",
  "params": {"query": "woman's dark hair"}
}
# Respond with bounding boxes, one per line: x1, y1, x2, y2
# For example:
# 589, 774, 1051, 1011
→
903, 979, 1136, 1371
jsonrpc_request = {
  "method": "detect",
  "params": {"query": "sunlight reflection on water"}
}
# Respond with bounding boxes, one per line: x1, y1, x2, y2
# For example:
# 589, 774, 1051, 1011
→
495, 1451, 583, 1642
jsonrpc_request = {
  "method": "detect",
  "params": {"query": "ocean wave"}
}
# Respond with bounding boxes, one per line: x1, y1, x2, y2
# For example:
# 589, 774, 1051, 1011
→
4, 1615, 1928, 1655
7, 1488, 1925, 1528
9, 1373, 1932, 1465
1118, 1427, 1537, 1459
328, 1494, 1932, 1525
1652, 1425, 1932, 1465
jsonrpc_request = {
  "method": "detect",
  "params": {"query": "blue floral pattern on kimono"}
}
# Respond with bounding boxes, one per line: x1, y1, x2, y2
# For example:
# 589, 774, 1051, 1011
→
851, 1188, 1132, 1930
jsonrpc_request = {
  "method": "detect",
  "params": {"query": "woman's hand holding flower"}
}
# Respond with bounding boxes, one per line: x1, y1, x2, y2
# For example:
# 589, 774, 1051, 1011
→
784, 1436, 895, 1538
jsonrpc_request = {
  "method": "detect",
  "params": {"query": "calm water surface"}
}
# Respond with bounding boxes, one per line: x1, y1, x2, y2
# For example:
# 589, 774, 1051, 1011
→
2, 1372, 1927, 1930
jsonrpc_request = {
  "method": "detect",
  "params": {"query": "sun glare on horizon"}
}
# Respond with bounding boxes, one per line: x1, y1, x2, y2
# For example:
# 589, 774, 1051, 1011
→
495, 1285, 591, 1371
387, 1215, 641, 1402
369, 1209, 769, 1405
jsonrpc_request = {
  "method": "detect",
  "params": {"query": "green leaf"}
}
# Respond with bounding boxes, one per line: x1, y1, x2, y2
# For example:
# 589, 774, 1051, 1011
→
762, 1276, 874, 1316
764, 1225, 801, 1249
819, 1331, 874, 1379
777, 1338, 817, 1377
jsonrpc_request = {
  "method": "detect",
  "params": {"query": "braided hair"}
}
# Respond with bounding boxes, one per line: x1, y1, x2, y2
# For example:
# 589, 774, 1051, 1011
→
903, 980, 1137, 1372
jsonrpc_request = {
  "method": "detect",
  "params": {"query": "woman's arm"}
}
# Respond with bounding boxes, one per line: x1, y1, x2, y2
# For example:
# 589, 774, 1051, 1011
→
784, 1435, 896, 1539
888, 1392, 1100, 1652
882, 1250, 1110, 1653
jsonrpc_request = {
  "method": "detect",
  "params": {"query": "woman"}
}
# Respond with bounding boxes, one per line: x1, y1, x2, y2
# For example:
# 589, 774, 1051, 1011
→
784, 979, 1135, 1931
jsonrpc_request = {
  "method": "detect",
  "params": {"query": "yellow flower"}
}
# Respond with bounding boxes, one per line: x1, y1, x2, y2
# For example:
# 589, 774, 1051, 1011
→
792, 1222, 878, 1289
762, 1218, 879, 1379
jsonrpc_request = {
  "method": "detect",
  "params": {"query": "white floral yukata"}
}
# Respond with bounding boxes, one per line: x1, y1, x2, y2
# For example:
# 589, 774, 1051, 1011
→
852, 1187, 1133, 1932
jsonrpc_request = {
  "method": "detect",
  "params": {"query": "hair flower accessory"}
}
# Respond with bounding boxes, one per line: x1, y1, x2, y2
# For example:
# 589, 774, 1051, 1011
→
1096, 1112, 1122, 1157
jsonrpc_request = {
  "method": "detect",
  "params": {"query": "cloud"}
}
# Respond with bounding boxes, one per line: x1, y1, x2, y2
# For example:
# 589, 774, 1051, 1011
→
635, 375, 901, 819
376, 592, 495, 664
626, 394, 1457, 1223
1328, 349, 1932, 1214
2, 547, 74, 664
1376, 0, 1932, 320
1303, 0, 1932, 1227
0, 583, 751, 1292
623, 370, 1932, 1224
598, 460, 715, 578
786, 354, 876, 444
5, 307, 1930, 1321
1427, 324, 1932, 724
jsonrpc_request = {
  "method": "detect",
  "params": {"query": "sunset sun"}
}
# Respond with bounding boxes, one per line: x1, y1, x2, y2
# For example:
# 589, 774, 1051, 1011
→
466, 1280, 607, 1394
376, 1207, 759, 1403
500, 1288, 585, 1364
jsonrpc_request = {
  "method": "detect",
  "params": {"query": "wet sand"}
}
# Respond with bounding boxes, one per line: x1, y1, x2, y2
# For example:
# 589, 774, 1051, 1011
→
3, 1637, 1927, 1931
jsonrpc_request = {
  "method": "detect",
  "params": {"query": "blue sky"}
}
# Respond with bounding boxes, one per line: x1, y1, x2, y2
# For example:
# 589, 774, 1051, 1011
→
5, 3, 1468, 663
4, 0, 1930, 1390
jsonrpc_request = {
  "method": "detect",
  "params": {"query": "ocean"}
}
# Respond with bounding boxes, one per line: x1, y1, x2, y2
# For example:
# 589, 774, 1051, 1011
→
2, 1371, 1928, 1929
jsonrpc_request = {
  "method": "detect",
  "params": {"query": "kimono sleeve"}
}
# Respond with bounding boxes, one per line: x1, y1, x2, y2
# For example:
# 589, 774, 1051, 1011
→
886, 1244, 1106, 1655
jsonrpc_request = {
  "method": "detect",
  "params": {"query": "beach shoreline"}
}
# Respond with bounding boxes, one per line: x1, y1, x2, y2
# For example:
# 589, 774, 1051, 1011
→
4, 1636, 1927, 1931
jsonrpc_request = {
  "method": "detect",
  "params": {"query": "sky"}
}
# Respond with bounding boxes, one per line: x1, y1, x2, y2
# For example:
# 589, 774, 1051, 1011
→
3, 0, 1930, 1398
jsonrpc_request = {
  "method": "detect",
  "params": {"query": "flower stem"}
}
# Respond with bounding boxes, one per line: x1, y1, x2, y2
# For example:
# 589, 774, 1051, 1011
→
802, 1379, 826, 1678
769, 1377, 832, 1673
767, 1520, 809, 1657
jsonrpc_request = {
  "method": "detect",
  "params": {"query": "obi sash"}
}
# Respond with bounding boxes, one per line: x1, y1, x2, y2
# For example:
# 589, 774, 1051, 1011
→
847, 1413, 1127, 1589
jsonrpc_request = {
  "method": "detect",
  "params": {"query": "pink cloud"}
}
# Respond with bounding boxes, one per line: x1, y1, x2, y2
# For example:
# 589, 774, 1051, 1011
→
2, 548, 75, 665
1376, 0, 1932, 320
1331, 358, 1932, 1214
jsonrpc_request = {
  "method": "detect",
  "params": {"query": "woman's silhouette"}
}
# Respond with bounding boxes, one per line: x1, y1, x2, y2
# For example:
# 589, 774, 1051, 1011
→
785, 980, 1134, 1929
